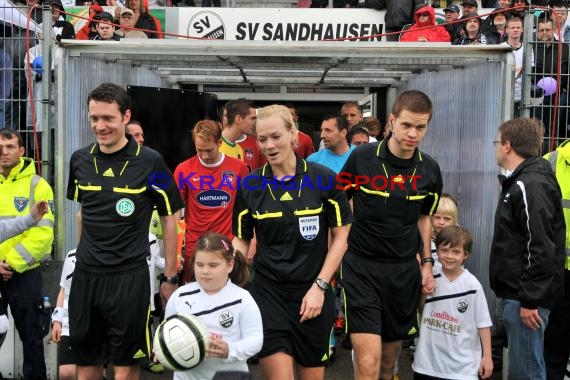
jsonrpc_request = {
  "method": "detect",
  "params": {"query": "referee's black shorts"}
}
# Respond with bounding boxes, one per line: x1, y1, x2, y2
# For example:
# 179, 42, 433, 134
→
57, 336, 76, 365
341, 251, 421, 342
69, 264, 150, 366
250, 273, 335, 367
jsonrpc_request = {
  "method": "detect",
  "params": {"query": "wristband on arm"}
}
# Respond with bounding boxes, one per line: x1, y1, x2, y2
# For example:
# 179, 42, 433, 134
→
51, 306, 65, 324
421, 257, 435, 266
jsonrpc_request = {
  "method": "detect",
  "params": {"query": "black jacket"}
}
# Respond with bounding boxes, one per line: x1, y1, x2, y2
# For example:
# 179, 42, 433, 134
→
454, 32, 499, 45
364, 0, 426, 29
490, 157, 566, 310
54, 20, 76, 41
445, 23, 463, 43
482, 8, 511, 37
90, 33, 123, 41
46, 0, 75, 40
135, 13, 159, 38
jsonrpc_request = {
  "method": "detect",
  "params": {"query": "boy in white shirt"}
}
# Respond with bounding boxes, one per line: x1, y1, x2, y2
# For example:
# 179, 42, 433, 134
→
413, 225, 493, 380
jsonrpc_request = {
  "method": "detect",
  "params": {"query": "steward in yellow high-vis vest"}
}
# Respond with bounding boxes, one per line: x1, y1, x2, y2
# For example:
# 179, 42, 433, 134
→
545, 140, 570, 270
0, 156, 54, 272
543, 139, 570, 380
0, 128, 54, 380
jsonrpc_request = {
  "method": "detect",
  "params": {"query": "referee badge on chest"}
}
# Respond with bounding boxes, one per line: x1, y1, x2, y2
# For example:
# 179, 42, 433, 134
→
299, 216, 319, 241
116, 198, 135, 217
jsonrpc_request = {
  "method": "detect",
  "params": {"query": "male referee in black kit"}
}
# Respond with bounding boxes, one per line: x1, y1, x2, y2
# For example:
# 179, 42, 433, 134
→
340, 90, 443, 380
66, 83, 184, 380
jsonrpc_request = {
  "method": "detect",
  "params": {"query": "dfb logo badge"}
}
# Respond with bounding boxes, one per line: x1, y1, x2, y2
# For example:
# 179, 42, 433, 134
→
187, 11, 225, 39
116, 198, 135, 217
219, 310, 233, 328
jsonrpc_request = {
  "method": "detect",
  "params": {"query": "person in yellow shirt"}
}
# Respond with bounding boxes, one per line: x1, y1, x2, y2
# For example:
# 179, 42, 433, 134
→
220, 99, 256, 162
543, 140, 570, 380
0, 128, 54, 380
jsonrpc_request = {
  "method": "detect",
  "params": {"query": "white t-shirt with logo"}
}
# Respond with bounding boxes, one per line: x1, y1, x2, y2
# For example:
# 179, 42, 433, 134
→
412, 268, 492, 380
57, 249, 77, 337
164, 280, 263, 380
146, 232, 164, 311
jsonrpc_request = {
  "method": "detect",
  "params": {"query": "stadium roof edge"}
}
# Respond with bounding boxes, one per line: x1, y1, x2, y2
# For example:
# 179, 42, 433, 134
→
55, 40, 514, 92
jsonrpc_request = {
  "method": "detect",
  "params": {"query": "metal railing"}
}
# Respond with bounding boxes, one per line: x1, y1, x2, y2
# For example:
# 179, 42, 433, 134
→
1, 2, 52, 179
521, 8, 570, 152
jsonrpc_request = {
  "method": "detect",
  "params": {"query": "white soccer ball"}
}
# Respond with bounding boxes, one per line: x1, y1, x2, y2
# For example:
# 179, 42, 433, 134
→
153, 314, 210, 371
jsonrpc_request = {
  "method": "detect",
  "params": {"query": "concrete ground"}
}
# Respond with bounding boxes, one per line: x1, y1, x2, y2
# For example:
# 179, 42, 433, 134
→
140, 339, 507, 380
141, 335, 415, 380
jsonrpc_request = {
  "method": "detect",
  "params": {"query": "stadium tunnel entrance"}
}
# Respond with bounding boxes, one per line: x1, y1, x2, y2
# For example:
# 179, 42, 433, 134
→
0, 40, 516, 379
54, 41, 514, 268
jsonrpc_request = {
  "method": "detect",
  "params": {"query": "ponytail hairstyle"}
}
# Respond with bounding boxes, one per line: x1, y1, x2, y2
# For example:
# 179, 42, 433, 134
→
191, 232, 249, 288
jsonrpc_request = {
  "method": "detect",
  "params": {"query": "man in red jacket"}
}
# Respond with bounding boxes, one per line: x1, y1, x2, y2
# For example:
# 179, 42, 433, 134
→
400, 5, 451, 43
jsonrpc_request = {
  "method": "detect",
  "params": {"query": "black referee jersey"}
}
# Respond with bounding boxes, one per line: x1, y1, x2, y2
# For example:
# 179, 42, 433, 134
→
233, 157, 353, 284
340, 139, 442, 260
67, 135, 184, 271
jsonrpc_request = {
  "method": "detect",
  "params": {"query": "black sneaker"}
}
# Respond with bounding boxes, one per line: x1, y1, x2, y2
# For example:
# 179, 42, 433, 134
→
341, 334, 352, 350
246, 354, 259, 365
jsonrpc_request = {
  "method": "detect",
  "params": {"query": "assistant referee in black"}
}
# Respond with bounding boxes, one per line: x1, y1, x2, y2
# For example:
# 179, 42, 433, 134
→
66, 83, 184, 380
232, 105, 352, 380
340, 90, 443, 380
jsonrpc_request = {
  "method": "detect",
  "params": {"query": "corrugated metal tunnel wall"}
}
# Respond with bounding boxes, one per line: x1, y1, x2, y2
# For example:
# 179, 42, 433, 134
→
54, 49, 510, 319
55, 51, 167, 259
401, 60, 506, 314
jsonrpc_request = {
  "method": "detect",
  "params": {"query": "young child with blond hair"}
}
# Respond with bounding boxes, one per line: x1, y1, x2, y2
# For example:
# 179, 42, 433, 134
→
430, 193, 459, 268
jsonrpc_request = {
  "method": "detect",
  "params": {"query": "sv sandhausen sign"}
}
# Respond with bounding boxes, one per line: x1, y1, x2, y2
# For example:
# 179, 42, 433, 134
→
175, 8, 387, 42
